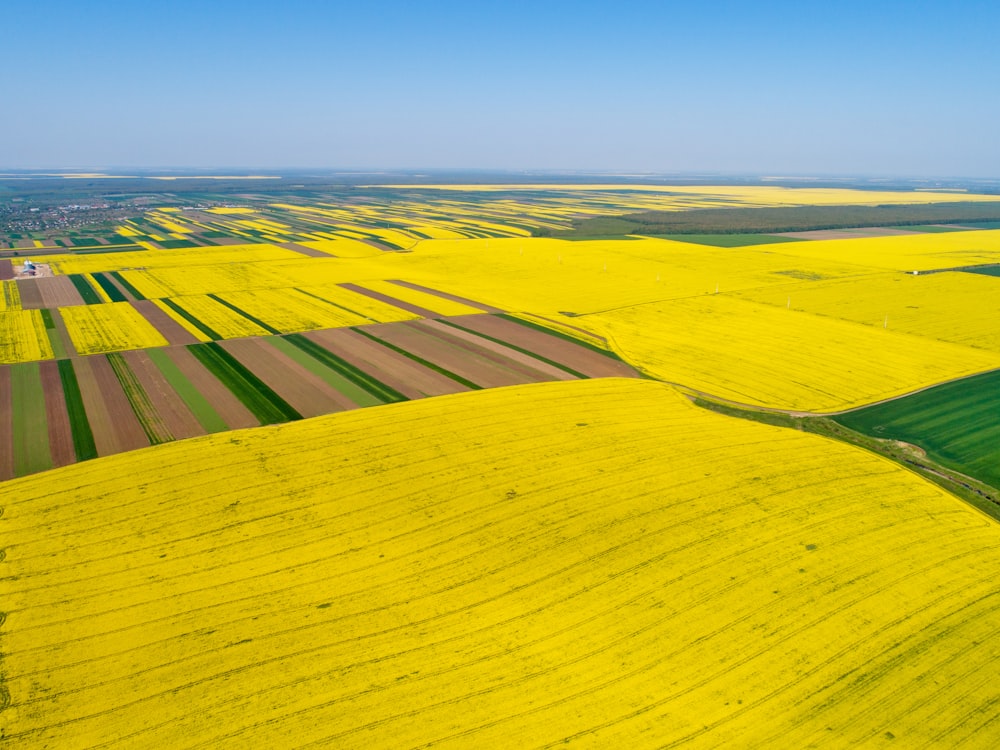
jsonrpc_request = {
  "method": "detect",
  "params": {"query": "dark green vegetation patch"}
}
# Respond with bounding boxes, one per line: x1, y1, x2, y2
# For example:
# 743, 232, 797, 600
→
834, 369, 1000, 489
109, 271, 146, 299
57, 359, 98, 461
188, 342, 302, 424
540, 201, 1000, 238
92, 272, 128, 302
966, 265, 1000, 278
68, 274, 103, 305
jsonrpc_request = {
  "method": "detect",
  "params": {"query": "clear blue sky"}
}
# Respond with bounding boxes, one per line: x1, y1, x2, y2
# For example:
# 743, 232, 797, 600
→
3, 0, 998, 177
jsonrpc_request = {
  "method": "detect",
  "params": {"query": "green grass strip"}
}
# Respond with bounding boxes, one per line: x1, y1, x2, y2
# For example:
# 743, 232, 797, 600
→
268, 336, 390, 407
106, 353, 172, 444
436, 319, 588, 378
497, 313, 620, 359
40, 308, 55, 330
146, 348, 228, 433
109, 271, 146, 300
160, 298, 222, 340
57, 359, 97, 461
11, 362, 54, 476
350, 328, 482, 390
188, 342, 301, 424
282, 334, 406, 403
46, 328, 68, 360
207, 294, 282, 335
91, 272, 128, 302
68, 273, 102, 305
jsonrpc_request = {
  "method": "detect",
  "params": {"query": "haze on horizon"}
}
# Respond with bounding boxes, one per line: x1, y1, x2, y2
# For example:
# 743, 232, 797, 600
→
4, 0, 998, 178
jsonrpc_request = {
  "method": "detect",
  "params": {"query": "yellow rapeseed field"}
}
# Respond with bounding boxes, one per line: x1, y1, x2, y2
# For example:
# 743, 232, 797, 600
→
4, 379, 1000, 747
578, 296, 1000, 412
214, 288, 373, 333
164, 295, 270, 339
1, 279, 21, 311
46, 244, 302, 275
761, 228, 1000, 271
0, 309, 53, 363
60, 302, 169, 355
736, 270, 1000, 353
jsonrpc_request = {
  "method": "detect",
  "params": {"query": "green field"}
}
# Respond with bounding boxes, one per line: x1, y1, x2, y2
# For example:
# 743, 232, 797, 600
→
968, 265, 1000, 277
834, 369, 1000, 488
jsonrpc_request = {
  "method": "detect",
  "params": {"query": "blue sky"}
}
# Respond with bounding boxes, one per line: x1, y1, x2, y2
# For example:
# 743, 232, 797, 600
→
3, 1, 998, 176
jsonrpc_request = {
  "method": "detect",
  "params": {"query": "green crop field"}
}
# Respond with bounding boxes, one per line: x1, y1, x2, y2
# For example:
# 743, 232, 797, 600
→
834, 369, 1000, 488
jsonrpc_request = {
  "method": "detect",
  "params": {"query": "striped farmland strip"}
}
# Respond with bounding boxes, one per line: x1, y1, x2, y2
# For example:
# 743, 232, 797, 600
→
188, 342, 302, 424
283, 333, 406, 403
68, 273, 103, 305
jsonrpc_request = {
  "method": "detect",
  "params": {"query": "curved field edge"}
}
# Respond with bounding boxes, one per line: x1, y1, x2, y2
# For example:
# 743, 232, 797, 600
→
4, 378, 1000, 748
832, 368, 1000, 492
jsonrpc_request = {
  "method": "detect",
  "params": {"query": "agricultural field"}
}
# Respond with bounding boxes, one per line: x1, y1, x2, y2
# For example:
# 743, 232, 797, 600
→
5, 182, 1000, 748
5, 379, 1000, 747
0, 311, 637, 480
834, 369, 1000, 489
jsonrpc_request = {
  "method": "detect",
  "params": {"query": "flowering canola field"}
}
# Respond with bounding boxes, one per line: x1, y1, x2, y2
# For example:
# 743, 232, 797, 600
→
4, 378, 1000, 747
577, 295, 1000, 412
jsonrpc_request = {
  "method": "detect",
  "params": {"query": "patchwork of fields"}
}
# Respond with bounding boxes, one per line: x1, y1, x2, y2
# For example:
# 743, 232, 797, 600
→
4, 185, 1000, 748
5, 379, 1000, 747
0, 312, 636, 480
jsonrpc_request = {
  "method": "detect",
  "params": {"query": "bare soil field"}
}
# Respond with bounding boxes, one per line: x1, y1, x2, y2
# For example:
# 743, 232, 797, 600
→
37, 276, 85, 307
72, 356, 149, 456
130, 300, 201, 346
306, 328, 469, 399
39, 360, 76, 468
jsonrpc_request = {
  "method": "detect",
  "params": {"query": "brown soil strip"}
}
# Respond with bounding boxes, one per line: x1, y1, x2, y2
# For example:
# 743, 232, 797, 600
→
130, 300, 200, 346
121, 349, 206, 441
15, 239, 35, 249
339, 282, 439, 318
219, 337, 356, 417
419, 319, 576, 382
0, 259, 13, 280
446, 314, 640, 379
359, 238, 397, 252
48, 308, 79, 357
365, 321, 535, 389
0, 367, 14, 481
277, 241, 330, 258
37, 276, 85, 307
73, 356, 148, 456
15, 278, 45, 309
388, 280, 505, 313
162, 346, 260, 430
39, 360, 76, 468
530, 313, 609, 344
306, 328, 469, 399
